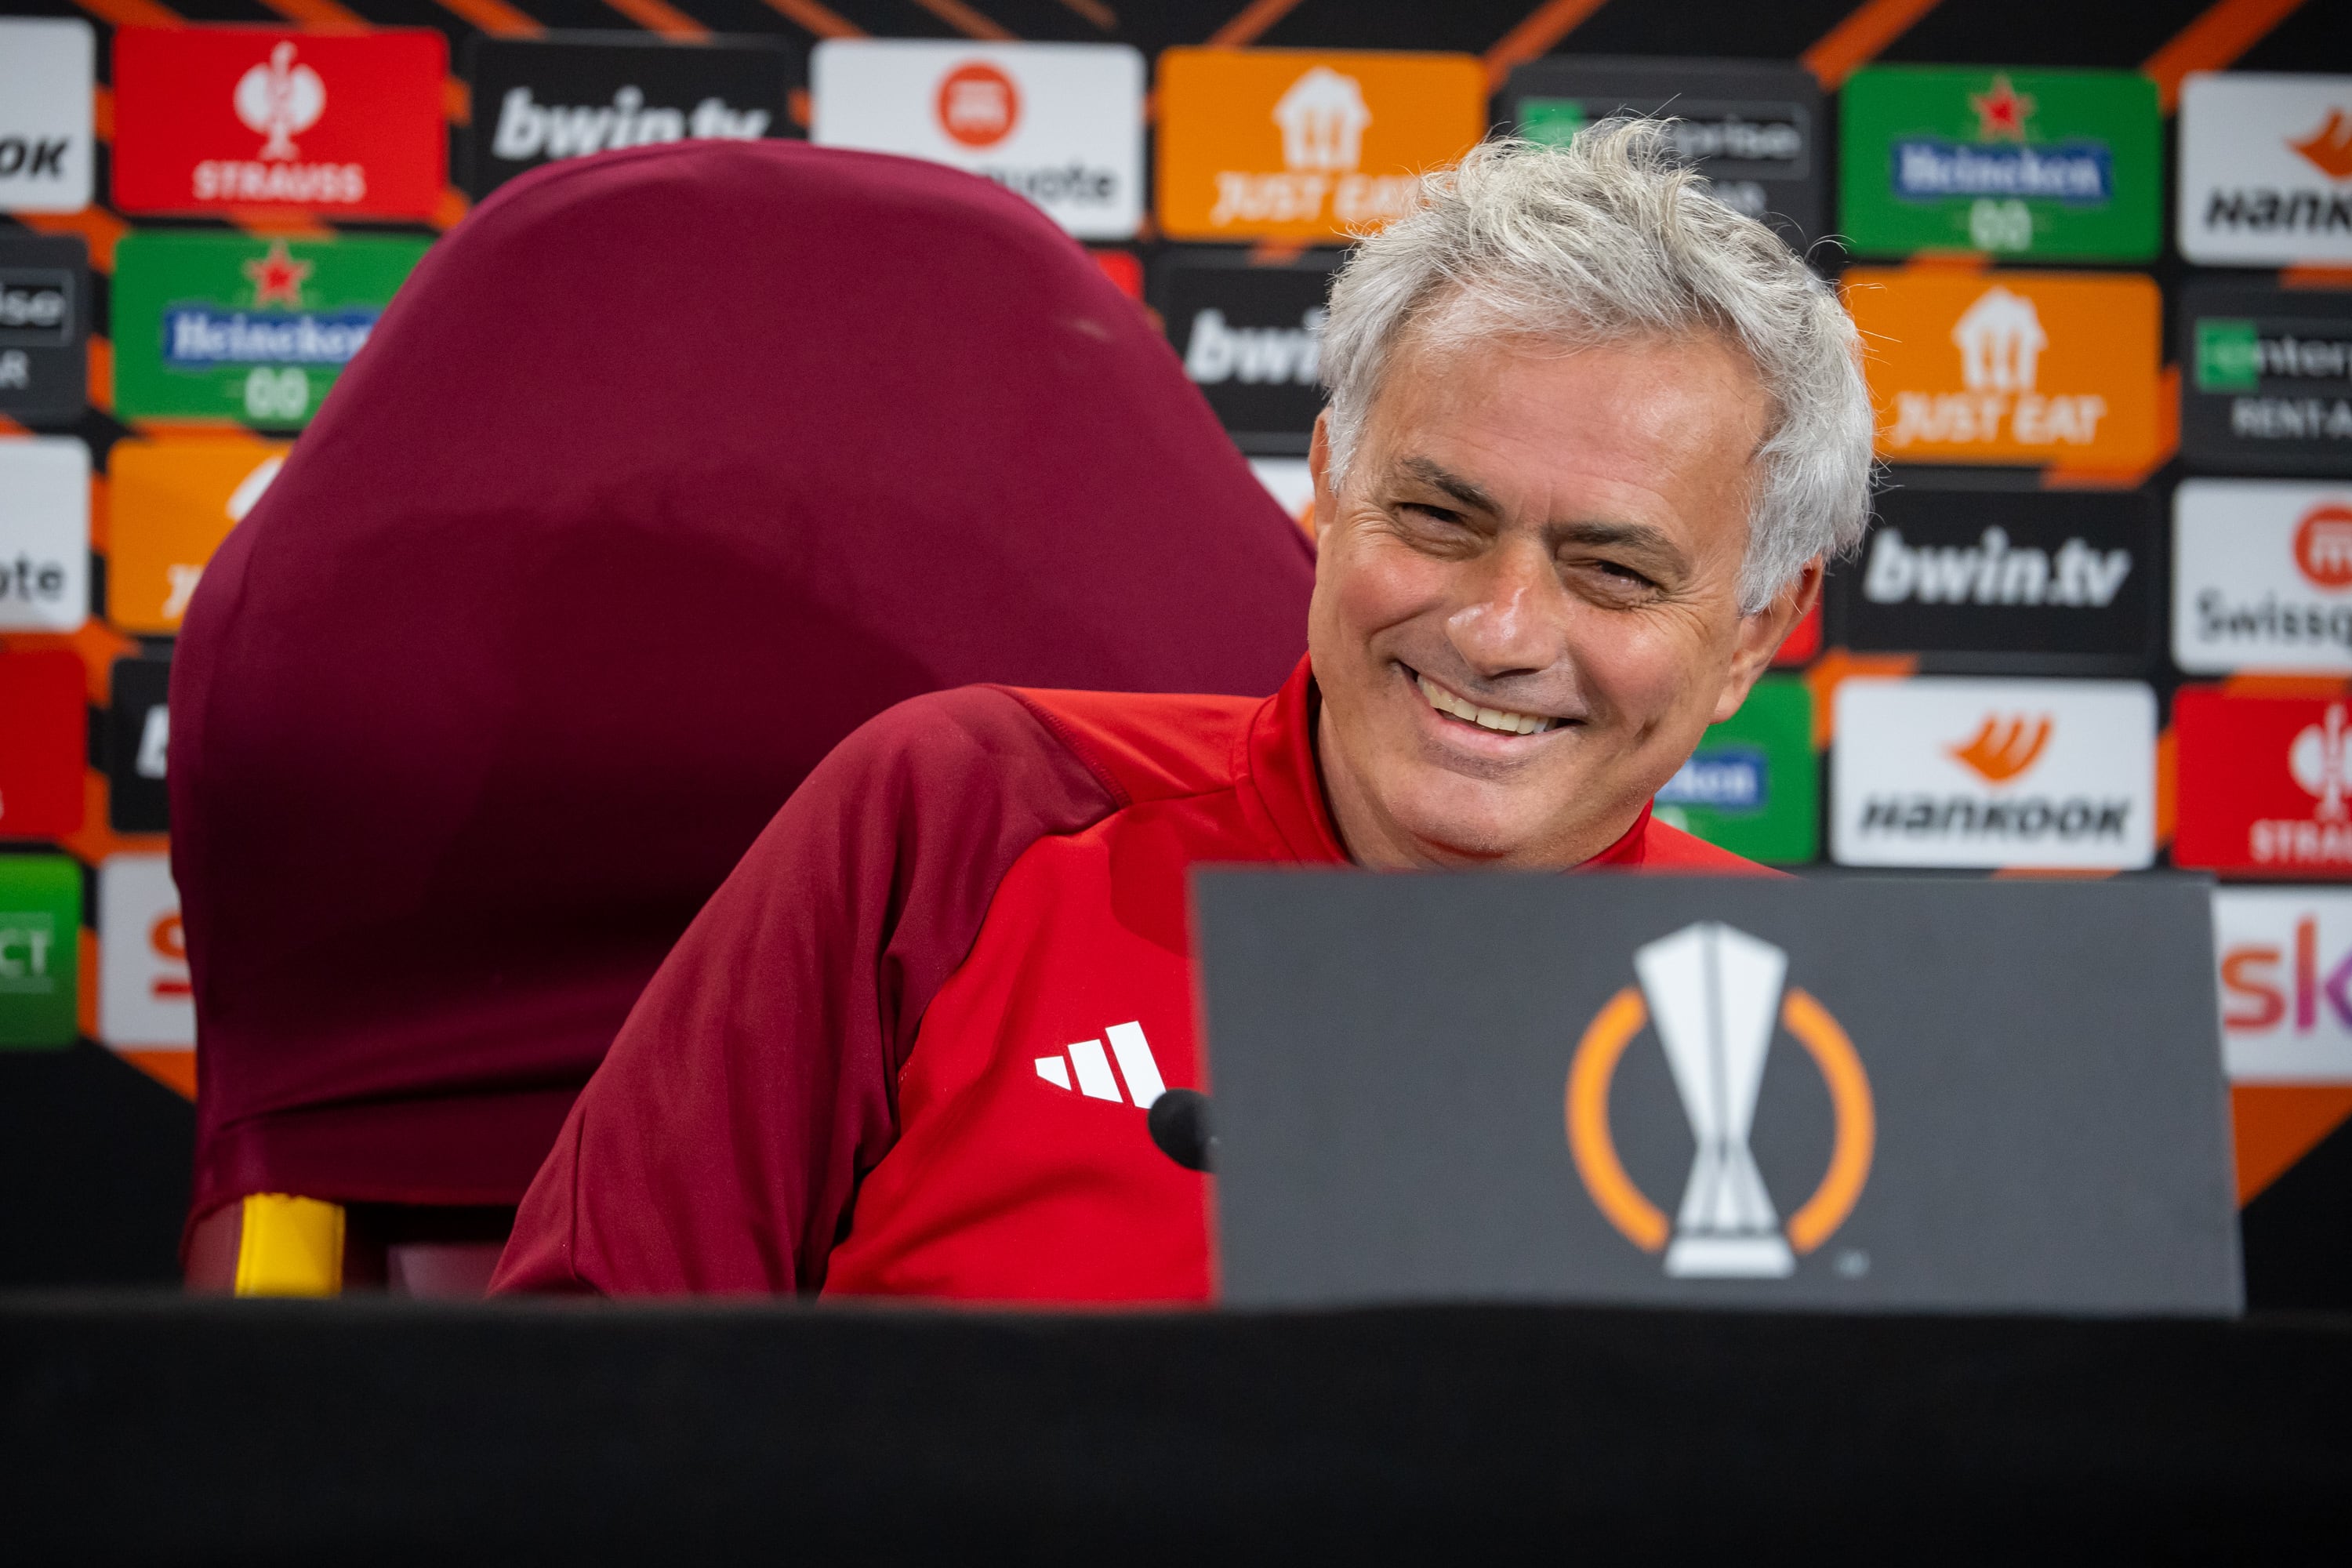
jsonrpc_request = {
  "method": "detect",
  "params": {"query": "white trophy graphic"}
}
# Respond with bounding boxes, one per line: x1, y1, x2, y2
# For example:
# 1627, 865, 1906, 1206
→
1634, 920, 1795, 1278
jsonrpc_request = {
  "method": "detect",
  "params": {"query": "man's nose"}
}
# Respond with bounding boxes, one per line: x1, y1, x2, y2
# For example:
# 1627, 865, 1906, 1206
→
1443, 540, 1568, 679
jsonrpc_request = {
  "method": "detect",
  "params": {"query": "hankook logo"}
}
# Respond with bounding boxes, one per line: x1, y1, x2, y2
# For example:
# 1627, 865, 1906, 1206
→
1949, 713, 2051, 782
1566, 922, 1873, 1278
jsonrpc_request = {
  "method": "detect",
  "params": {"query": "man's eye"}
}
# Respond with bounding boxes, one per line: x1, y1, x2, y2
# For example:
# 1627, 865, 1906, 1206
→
1399, 503, 1465, 527
1574, 559, 1661, 596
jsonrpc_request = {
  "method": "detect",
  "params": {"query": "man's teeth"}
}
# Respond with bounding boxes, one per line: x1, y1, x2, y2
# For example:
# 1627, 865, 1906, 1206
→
1417, 673, 1558, 735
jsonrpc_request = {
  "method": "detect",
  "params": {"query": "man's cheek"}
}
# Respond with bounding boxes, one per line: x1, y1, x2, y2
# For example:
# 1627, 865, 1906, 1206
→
1335, 545, 1450, 642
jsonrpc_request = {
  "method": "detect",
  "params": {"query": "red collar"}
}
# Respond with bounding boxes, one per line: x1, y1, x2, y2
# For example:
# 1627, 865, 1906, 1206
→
1240, 655, 1655, 869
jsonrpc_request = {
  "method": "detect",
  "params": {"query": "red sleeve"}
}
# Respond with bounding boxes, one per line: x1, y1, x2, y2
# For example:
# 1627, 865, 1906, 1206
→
491, 687, 1122, 1295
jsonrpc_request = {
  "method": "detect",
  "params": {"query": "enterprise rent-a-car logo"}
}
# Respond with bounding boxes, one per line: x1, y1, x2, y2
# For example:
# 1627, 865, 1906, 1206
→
1831, 677, 2155, 869
2183, 282, 2352, 472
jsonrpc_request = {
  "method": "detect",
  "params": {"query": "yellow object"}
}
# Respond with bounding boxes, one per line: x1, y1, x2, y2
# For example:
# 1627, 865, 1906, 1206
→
232, 1193, 345, 1297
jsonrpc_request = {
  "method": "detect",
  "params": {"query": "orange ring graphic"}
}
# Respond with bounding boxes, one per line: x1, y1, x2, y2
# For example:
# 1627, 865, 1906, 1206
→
1780, 987, 1875, 1254
1564, 983, 1875, 1257
1565, 988, 1671, 1251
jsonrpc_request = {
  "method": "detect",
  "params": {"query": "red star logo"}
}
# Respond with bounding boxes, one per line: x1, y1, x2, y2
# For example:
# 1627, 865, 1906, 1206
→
1969, 74, 2035, 143
241, 239, 312, 309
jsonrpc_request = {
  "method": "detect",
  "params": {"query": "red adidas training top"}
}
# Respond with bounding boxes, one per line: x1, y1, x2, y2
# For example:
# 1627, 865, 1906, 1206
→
492, 655, 1763, 1301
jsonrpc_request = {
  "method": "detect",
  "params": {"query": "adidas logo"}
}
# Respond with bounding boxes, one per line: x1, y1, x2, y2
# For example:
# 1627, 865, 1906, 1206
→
1035, 1020, 1166, 1108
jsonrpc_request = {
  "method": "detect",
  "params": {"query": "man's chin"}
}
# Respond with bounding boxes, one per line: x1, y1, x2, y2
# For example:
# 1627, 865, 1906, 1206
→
1372, 777, 1581, 867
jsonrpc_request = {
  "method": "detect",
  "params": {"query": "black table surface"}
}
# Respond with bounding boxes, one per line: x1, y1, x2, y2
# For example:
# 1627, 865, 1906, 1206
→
6, 1294, 2351, 1563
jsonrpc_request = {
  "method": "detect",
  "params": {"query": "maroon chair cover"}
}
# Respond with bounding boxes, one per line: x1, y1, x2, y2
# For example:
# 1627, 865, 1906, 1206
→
169, 140, 1312, 1246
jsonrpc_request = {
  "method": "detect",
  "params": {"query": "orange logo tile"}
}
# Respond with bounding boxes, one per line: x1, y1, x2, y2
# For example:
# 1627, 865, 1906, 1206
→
1156, 49, 1486, 242
107, 437, 289, 634
1841, 268, 2161, 470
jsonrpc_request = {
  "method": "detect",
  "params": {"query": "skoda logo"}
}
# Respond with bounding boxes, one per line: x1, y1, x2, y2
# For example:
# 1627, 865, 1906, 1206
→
1565, 921, 1874, 1278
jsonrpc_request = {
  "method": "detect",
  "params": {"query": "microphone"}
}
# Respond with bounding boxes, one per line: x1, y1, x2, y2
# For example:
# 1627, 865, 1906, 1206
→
1147, 1088, 1216, 1173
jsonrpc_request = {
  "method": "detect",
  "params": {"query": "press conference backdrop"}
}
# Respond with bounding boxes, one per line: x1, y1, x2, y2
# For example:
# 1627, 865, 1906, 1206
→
0, 0, 2347, 1300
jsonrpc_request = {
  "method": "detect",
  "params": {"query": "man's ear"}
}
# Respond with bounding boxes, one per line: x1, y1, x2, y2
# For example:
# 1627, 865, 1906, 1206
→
1711, 557, 1822, 724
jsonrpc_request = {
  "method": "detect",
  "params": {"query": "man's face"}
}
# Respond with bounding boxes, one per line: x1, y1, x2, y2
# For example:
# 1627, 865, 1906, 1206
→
1305, 324, 1815, 869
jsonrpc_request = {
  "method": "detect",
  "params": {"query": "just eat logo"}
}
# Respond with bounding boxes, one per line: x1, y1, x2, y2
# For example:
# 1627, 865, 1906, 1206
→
111, 27, 445, 220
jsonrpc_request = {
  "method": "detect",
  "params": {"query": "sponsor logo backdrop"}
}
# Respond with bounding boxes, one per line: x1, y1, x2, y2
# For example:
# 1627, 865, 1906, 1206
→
4, 3, 2350, 1290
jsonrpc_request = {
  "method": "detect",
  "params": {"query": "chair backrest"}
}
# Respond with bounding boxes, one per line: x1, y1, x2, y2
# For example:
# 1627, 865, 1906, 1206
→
170, 140, 1314, 1250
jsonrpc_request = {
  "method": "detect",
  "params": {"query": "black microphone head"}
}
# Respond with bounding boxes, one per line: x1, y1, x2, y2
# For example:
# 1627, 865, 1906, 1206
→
1147, 1088, 1215, 1173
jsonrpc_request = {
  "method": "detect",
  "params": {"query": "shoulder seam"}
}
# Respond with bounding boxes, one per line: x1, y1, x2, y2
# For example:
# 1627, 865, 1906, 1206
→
990, 687, 1135, 813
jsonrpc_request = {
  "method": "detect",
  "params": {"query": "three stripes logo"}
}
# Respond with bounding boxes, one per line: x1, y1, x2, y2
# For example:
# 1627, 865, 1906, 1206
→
1036, 1020, 1167, 1109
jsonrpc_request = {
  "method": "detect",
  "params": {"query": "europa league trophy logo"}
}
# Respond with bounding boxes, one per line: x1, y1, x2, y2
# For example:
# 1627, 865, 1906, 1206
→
1635, 922, 1797, 1279
1567, 920, 1873, 1276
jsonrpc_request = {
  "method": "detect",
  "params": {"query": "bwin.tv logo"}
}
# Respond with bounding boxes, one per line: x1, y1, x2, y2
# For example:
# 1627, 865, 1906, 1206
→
1566, 921, 1874, 1279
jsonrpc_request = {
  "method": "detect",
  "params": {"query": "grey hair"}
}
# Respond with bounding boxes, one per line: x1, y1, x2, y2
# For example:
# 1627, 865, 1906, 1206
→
1319, 122, 1875, 613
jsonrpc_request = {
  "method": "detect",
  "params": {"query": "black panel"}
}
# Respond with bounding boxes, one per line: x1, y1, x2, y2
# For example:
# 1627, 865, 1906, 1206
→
0, 1044, 191, 1287
2242, 1112, 2352, 1313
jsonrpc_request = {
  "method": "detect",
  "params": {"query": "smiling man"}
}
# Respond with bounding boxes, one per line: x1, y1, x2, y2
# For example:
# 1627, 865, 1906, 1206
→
493, 125, 1875, 1299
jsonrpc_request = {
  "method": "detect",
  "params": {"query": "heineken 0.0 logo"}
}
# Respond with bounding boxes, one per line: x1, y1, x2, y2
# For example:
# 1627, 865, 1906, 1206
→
111, 230, 426, 428
1840, 66, 2158, 262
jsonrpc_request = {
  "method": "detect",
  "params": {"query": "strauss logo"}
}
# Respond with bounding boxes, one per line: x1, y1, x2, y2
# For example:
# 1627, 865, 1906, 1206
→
233, 42, 326, 162
1949, 714, 2053, 784
2291, 703, 2352, 823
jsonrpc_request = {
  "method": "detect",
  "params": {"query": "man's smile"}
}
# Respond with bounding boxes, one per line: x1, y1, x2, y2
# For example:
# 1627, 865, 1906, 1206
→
1406, 664, 1576, 740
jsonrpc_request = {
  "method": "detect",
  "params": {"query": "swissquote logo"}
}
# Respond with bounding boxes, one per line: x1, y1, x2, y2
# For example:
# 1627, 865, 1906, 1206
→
465, 36, 791, 200
112, 27, 445, 220
938, 61, 1017, 147
0, 437, 89, 635
1832, 677, 2156, 869
1844, 267, 2159, 470
1035, 1021, 1167, 1109
2180, 72, 2352, 266
2215, 889, 2352, 1082
2174, 481, 2352, 674
812, 41, 1142, 241
1567, 922, 1872, 1279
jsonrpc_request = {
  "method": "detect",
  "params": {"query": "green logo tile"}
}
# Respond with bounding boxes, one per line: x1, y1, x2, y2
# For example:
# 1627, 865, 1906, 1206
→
1838, 67, 2158, 261
0, 854, 80, 1047
1653, 677, 1816, 864
111, 230, 429, 429
1518, 97, 1588, 148
2193, 318, 2262, 393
